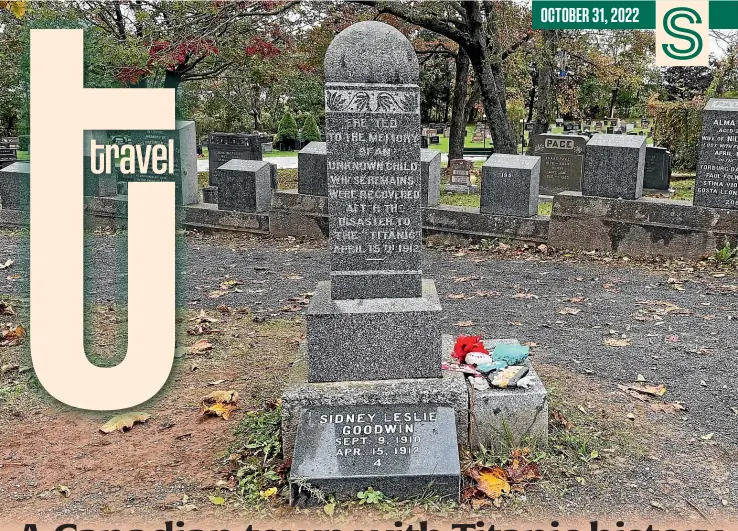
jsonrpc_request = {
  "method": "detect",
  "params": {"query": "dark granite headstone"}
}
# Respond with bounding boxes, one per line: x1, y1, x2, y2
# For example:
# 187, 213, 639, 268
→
532, 134, 586, 195
429, 135, 440, 145
0, 161, 30, 211
291, 405, 460, 500
324, 27, 423, 300
202, 185, 218, 204
694, 98, 738, 210
481, 154, 540, 217
207, 132, 262, 187
421, 149, 441, 206
216, 159, 272, 212
582, 134, 646, 200
116, 121, 198, 205
298, 141, 327, 196
644, 146, 671, 190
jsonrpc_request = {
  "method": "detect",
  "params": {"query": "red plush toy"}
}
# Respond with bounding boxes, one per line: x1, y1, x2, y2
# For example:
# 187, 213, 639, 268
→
452, 335, 489, 363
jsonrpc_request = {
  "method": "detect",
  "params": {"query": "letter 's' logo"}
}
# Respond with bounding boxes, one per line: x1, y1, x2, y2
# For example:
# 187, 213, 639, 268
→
656, 2, 709, 66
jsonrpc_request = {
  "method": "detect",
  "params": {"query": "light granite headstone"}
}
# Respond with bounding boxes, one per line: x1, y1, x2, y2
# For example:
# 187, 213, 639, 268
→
533, 133, 586, 194
582, 134, 646, 200
216, 159, 272, 212
0, 161, 30, 211
644, 146, 672, 190
117, 121, 198, 205
694, 98, 738, 210
481, 154, 540, 217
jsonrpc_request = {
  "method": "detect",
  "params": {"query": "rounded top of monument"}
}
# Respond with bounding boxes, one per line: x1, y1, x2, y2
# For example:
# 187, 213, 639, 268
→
325, 21, 419, 84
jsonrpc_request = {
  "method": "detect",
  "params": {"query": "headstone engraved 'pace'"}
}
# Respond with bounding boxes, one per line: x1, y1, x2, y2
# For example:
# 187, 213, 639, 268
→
533, 133, 586, 195
694, 98, 738, 210
326, 67, 422, 299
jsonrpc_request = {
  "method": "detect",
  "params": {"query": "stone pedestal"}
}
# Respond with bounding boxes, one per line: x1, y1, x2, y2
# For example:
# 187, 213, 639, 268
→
582, 134, 646, 200
306, 280, 442, 382
0, 161, 29, 211
481, 154, 540, 217
216, 159, 272, 213
297, 141, 327, 196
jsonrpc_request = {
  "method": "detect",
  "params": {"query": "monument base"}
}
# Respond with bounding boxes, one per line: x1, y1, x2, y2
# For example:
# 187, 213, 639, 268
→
306, 279, 442, 382
281, 339, 469, 460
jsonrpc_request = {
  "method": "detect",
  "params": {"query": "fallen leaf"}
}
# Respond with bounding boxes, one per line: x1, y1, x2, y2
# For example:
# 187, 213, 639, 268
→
505, 450, 541, 485
552, 409, 574, 429
0, 324, 26, 347
0, 301, 14, 316
208, 290, 227, 299
55, 485, 71, 498
701, 432, 714, 441
447, 294, 467, 300
559, 307, 581, 315
568, 297, 586, 303
190, 310, 219, 324
471, 466, 510, 499
651, 402, 686, 413
208, 496, 225, 505
456, 321, 474, 327
604, 337, 630, 347
6, 274, 20, 281
286, 274, 304, 280
199, 390, 239, 420
100, 412, 151, 433
324, 502, 336, 516
185, 339, 213, 355
259, 487, 278, 498
513, 292, 539, 299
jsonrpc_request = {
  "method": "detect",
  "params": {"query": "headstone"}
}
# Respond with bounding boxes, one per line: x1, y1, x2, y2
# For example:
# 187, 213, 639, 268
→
606, 126, 615, 134
582, 134, 646, 200
298, 141, 328, 196
261, 142, 273, 153
297, 29, 452, 504
83, 130, 116, 197
207, 132, 262, 187
533, 134, 586, 195
481, 154, 540, 217
429, 135, 440, 145
202, 185, 218, 204
291, 405, 460, 500
471, 132, 484, 143
216, 159, 272, 212
421, 149, 441, 206
0, 161, 30, 211
643, 147, 671, 190
694, 98, 738, 210
443, 127, 451, 137
117, 121, 198, 205
446, 158, 475, 193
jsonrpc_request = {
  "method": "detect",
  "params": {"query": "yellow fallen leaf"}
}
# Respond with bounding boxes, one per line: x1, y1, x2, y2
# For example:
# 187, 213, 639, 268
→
100, 412, 151, 433
208, 495, 225, 505
471, 466, 510, 499
259, 487, 277, 498
199, 390, 239, 420
186, 339, 213, 354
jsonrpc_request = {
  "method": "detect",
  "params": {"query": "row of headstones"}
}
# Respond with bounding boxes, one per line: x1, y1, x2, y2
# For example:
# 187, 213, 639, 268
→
0, 137, 19, 170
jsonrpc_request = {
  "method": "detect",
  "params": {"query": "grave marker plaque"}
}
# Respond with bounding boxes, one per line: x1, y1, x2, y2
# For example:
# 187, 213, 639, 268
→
694, 98, 738, 210
291, 405, 460, 500
533, 134, 586, 194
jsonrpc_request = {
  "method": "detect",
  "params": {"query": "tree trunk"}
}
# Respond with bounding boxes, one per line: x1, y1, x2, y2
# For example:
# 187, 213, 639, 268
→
609, 85, 619, 118
448, 50, 470, 161
528, 30, 557, 154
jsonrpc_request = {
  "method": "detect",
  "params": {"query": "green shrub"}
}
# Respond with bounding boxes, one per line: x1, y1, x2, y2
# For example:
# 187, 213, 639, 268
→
276, 109, 298, 147
650, 98, 702, 172
301, 113, 321, 142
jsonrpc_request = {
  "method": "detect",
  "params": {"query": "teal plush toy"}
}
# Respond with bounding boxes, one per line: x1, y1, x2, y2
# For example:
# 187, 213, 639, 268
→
492, 343, 529, 365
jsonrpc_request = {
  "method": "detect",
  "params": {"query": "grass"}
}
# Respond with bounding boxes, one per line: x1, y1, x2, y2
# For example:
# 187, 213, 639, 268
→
671, 176, 695, 201
439, 188, 553, 216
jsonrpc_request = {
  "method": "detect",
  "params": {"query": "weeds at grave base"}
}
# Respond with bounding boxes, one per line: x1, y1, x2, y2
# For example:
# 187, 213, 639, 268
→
712, 238, 738, 264
228, 402, 287, 507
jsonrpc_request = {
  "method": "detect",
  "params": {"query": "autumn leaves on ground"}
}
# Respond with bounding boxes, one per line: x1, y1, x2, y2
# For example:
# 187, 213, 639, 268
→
0, 229, 737, 525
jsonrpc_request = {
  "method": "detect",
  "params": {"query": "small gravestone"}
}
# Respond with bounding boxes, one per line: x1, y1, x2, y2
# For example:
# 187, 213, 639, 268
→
421, 149, 441, 206
261, 142, 273, 154
291, 405, 460, 501
481, 154, 540, 217
533, 134, 586, 194
202, 186, 218, 204
429, 135, 440, 145
643, 146, 672, 190
207, 132, 262, 187
694, 98, 738, 210
446, 159, 475, 194
117, 121, 198, 205
582, 134, 646, 200
0, 147, 17, 170
216, 159, 272, 212
0, 161, 30, 211
298, 141, 327, 196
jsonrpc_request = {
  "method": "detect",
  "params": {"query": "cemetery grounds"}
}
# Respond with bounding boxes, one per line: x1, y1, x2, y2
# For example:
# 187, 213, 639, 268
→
0, 226, 736, 525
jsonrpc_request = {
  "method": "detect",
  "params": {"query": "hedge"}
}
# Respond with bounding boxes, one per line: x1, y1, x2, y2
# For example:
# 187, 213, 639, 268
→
649, 99, 702, 173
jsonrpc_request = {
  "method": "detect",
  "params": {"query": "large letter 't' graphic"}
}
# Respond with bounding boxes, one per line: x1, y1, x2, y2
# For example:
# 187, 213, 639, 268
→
30, 30, 176, 410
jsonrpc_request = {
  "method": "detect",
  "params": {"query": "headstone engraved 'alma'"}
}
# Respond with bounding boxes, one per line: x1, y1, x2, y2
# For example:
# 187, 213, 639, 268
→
694, 98, 738, 210
291, 21, 459, 502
